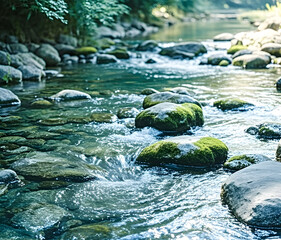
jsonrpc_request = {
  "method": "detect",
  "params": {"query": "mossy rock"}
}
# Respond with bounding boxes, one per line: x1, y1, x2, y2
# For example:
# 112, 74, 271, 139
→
0, 136, 26, 145
258, 123, 281, 139
136, 136, 228, 166
31, 99, 53, 108
140, 88, 159, 95
75, 47, 97, 55
60, 224, 111, 240
39, 118, 68, 126
227, 45, 248, 54
143, 92, 201, 109
213, 98, 254, 111
107, 48, 130, 59
117, 107, 139, 119
96, 38, 115, 50
91, 113, 117, 123
219, 60, 230, 66
135, 102, 204, 132
224, 154, 271, 171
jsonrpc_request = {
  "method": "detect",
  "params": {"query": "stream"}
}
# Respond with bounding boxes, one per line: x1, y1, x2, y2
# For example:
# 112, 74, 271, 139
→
1, 20, 281, 239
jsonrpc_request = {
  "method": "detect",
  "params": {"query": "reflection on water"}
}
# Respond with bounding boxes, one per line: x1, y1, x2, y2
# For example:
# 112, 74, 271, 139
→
1, 20, 281, 239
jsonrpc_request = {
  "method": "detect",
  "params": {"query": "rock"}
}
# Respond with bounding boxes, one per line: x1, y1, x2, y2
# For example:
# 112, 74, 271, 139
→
55, 44, 76, 56
96, 54, 118, 64
136, 136, 228, 166
0, 65, 22, 83
91, 113, 117, 123
258, 123, 281, 139
94, 38, 115, 50
57, 34, 78, 47
214, 98, 254, 111
60, 224, 111, 240
11, 152, 101, 182
213, 33, 234, 41
169, 87, 190, 95
277, 77, 281, 90
75, 47, 97, 55
219, 60, 230, 66
141, 88, 159, 95
136, 40, 158, 51
232, 54, 270, 69
135, 102, 204, 132
117, 107, 139, 119
0, 224, 34, 240
125, 28, 142, 38
18, 65, 43, 81
11, 204, 70, 233
159, 42, 207, 57
258, 17, 281, 31
31, 99, 53, 108
276, 140, 281, 161
232, 49, 253, 59
26, 43, 40, 53
10, 54, 23, 68
96, 26, 125, 39
261, 43, 281, 57
63, 55, 79, 64
224, 154, 271, 171
0, 88, 21, 107
45, 70, 60, 78
50, 90, 91, 101
132, 19, 148, 31
8, 43, 28, 54
0, 169, 20, 184
221, 161, 281, 228
145, 58, 157, 64
0, 50, 10, 65
227, 45, 248, 54
5, 35, 18, 44
143, 92, 201, 109
207, 54, 232, 65
35, 44, 61, 66
17, 52, 46, 69
107, 48, 130, 59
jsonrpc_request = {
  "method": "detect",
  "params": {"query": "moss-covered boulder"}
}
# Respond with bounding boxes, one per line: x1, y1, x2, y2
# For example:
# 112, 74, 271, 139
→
213, 98, 254, 111
91, 113, 117, 123
117, 107, 139, 119
246, 123, 281, 139
136, 136, 228, 166
75, 47, 97, 55
227, 45, 248, 54
219, 60, 230, 66
232, 54, 270, 69
107, 48, 130, 59
143, 92, 201, 109
135, 102, 203, 132
224, 154, 271, 171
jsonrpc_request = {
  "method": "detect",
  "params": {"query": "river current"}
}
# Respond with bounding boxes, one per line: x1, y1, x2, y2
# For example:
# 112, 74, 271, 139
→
2, 20, 281, 239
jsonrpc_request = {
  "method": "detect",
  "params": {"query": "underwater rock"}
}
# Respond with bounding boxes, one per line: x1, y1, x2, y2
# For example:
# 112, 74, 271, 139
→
213, 98, 254, 111
0, 169, 20, 184
136, 136, 228, 166
221, 161, 281, 228
143, 92, 201, 109
91, 113, 118, 123
31, 99, 53, 108
0, 88, 21, 107
224, 154, 271, 171
135, 102, 204, 132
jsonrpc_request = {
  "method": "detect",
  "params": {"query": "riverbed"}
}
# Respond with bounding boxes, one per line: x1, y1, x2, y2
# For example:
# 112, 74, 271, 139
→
1, 20, 281, 239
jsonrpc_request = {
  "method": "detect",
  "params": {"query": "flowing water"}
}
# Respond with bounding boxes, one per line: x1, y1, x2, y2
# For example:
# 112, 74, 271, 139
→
1, 20, 281, 239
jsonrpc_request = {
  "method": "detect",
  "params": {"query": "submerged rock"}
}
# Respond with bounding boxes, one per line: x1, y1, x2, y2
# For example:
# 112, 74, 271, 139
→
221, 161, 281, 228
143, 92, 201, 109
31, 99, 53, 108
11, 152, 101, 182
0, 88, 21, 107
0, 65, 22, 83
135, 102, 204, 132
91, 113, 117, 123
141, 88, 159, 95
213, 33, 234, 41
159, 42, 207, 57
35, 44, 61, 66
96, 54, 118, 64
136, 136, 228, 166
50, 89, 91, 101
213, 98, 254, 111
224, 154, 271, 171
117, 107, 139, 119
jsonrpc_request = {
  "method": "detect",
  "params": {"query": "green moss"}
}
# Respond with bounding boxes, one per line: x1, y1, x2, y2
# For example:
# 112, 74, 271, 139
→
227, 154, 255, 163
223, 155, 255, 171
227, 45, 248, 54
107, 48, 130, 59
75, 47, 97, 55
31, 100, 53, 108
91, 113, 117, 123
214, 98, 253, 111
219, 60, 230, 66
258, 126, 279, 138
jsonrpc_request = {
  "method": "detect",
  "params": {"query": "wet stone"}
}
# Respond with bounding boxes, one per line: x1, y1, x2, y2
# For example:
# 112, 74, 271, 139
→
117, 107, 139, 119
91, 113, 118, 123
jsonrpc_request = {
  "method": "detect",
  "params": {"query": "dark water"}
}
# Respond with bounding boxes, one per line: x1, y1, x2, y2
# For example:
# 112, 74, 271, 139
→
1, 20, 281, 239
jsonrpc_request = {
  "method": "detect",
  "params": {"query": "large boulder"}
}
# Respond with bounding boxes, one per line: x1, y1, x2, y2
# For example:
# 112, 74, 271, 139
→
50, 90, 91, 101
261, 43, 281, 57
17, 52, 46, 69
96, 54, 118, 64
143, 92, 201, 109
232, 54, 270, 69
224, 154, 271, 171
35, 44, 61, 66
0, 65, 22, 83
221, 161, 281, 228
54, 44, 76, 56
159, 42, 207, 57
135, 102, 204, 132
96, 25, 125, 39
0, 50, 10, 65
18, 65, 43, 81
214, 98, 254, 111
213, 33, 234, 41
57, 34, 78, 47
8, 43, 28, 54
136, 40, 158, 51
207, 54, 232, 65
11, 152, 101, 182
136, 136, 228, 166
258, 17, 281, 31
232, 49, 253, 59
